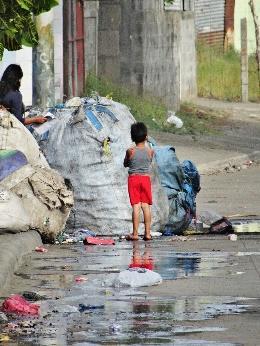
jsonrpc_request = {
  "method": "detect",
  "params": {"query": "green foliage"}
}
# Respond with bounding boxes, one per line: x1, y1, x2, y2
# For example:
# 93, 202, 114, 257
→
197, 42, 260, 102
0, 0, 59, 60
85, 73, 221, 135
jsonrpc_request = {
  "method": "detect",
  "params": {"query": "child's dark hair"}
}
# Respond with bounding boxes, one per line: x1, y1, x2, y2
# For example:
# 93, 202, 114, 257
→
131, 122, 148, 144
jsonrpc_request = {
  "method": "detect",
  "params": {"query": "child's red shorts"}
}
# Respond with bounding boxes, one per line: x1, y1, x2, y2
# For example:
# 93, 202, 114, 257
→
128, 175, 152, 206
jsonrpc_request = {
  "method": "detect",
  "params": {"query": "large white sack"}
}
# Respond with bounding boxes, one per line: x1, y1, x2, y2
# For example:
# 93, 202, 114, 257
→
0, 189, 30, 233
39, 100, 169, 235
0, 109, 74, 242
0, 108, 48, 167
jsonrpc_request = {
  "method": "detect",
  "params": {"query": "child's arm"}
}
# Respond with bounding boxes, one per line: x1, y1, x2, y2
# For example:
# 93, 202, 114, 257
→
123, 148, 134, 167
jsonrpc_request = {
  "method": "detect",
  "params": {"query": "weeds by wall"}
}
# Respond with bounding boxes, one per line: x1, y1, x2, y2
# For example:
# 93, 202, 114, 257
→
85, 73, 222, 135
197, 43, 260, 102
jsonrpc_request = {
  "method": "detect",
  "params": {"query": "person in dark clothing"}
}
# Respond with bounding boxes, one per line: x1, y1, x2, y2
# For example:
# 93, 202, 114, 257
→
0, 64, 47, 125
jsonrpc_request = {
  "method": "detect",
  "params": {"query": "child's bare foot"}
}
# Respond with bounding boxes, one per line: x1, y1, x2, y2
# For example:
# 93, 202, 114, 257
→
126, 234, 139, 241
143, 235, 152, 241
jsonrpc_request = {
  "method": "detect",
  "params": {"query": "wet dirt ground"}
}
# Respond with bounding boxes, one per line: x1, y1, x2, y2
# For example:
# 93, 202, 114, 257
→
1, 236, 260, 346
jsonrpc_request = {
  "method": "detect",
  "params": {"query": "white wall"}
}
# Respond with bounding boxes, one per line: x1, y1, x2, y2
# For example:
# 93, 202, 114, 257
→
0, 47, 32, 106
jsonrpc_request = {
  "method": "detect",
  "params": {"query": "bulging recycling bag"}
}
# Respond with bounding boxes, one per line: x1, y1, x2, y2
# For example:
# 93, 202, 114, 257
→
154, 146, 200, 235
0, 108, 73, 242
39, 98, 169, 235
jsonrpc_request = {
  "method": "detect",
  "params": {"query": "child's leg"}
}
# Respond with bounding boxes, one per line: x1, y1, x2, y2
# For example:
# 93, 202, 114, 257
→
141, 202, 151, 239
132, 203, 141, 238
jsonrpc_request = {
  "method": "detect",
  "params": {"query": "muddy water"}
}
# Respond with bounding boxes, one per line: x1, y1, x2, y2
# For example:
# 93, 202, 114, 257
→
1, 240, 259, 345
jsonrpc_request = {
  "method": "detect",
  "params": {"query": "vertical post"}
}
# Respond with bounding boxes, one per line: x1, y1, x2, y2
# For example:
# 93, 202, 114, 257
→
241, 18, 248, 102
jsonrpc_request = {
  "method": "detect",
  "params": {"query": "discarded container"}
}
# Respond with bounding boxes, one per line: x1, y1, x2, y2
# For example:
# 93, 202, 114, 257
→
114, 268, 162, 288
83, 237, 115, 246
1, 295, 39, 316
35, 246, 48, 253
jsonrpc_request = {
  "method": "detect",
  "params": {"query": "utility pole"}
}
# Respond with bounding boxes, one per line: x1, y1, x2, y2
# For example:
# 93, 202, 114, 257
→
241, 18, 248, 102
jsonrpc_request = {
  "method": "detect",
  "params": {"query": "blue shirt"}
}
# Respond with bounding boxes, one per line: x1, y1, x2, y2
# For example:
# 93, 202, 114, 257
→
1, 90, 25, 124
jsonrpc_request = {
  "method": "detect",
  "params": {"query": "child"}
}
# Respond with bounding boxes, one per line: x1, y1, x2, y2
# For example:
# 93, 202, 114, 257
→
124, 122, 154, 241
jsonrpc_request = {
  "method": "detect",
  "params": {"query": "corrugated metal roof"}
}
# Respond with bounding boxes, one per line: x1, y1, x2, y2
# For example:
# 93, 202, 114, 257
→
195, 0, 225, 33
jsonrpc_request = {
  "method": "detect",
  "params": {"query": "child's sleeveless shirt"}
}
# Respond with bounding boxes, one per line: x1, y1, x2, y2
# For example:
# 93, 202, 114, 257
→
128, 147, 152, 175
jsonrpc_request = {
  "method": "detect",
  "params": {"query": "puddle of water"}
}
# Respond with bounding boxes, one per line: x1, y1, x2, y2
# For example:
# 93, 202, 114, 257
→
2, 292, 253, 345
2, 241, 258, 345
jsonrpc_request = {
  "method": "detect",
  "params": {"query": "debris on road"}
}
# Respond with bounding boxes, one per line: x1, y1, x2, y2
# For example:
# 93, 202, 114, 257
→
228, 234, 238, 241
78, 304, 104, 312
1, 295, 39, 316
22, 292, 47, 302
114, 268, 162, 288
83, 236, 115, 246
0, 334, 10, 342
35, 246, 48, 253
0, 312, 8, 323
75, 276, 88, 283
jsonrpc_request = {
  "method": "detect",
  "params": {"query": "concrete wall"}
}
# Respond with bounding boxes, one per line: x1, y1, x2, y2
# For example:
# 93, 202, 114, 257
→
98, 0, 197, 110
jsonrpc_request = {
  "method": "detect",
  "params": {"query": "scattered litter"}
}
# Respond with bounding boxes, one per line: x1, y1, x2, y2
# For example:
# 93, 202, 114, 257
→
0, 313, 8, 323
198, 210, 223, 226
109, 323, 121, 334
83, 237, 115, 246
75, 276, 88, 283
78, 304, 104, 313
210, 217, 233, 234
150, 231, 162, 237
55, 305, 78, 314
1, 295, 39, 316
167, 111, 183, 128
35, 246, 48, 253
58, 229, 96, 244
0, 334, 10, 342
114, 268, 162, 288
171, 235, 195, 241
22, 292, 47, 302
228, 234, 237, 241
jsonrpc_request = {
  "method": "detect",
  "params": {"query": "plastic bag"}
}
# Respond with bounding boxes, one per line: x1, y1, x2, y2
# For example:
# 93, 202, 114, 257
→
114, 268, 162, 288
1, 295, 39, 315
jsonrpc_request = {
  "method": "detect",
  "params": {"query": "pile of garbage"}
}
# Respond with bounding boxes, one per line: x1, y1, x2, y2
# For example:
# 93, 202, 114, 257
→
0, 108, 73, 242
32, 96, 169, 235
